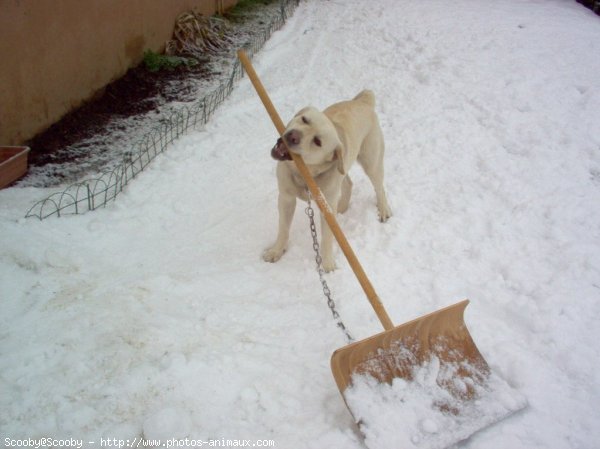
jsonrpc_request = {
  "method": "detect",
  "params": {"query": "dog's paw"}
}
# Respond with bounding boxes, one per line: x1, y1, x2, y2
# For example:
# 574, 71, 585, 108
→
322, 257, 338, 273
378, 205, 392, 223
263, 247, 285, 263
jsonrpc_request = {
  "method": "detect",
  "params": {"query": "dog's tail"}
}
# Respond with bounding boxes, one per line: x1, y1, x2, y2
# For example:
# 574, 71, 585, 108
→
353, 89, 375, 107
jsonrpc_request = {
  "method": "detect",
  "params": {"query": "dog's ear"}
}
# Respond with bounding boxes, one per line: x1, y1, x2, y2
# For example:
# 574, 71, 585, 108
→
331, 123, 347, 175
334, 144, 346, 175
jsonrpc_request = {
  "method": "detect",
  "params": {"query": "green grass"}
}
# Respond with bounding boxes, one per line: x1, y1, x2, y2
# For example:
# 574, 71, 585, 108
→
224, 0, 279, 22
142, 50, 198, 72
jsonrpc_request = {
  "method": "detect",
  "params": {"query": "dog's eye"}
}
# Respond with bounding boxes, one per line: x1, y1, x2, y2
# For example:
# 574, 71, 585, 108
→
302, 116, 309, 125
313, 136, 322, 147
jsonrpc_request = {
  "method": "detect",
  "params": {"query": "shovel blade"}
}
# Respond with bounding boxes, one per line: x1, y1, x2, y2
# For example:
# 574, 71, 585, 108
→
331, 300, 527, 449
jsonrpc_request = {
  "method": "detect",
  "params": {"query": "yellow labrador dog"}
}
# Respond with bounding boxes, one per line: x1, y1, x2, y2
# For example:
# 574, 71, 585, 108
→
264, 89, 392, 272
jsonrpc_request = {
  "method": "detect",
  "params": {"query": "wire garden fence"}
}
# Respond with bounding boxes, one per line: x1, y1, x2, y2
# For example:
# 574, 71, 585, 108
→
26, 0, 300, 220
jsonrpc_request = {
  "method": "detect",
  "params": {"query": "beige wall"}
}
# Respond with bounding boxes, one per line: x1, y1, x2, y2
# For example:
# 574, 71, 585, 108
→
0, 0, 236, 145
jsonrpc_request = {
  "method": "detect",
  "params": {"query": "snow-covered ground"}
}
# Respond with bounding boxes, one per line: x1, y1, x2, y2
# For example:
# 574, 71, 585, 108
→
2, 0, 600, 448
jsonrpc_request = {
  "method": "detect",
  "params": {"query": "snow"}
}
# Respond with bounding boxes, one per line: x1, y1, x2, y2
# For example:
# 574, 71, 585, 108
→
2, 0, 600, 448
345, 359, 528, 449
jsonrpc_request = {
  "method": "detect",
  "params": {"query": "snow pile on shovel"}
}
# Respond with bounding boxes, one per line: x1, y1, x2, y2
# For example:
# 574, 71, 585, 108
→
345, 357, 527, 449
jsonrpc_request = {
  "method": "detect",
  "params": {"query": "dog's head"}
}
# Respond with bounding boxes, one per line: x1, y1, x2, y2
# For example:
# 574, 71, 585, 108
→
274, 107, 346, 174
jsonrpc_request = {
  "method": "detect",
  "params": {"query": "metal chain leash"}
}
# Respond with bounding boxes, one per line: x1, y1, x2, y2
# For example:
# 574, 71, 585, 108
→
305, 191, 354, 343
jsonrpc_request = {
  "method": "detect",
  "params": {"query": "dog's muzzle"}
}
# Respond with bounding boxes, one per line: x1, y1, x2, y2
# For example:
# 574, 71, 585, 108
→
271, 137, 292, 161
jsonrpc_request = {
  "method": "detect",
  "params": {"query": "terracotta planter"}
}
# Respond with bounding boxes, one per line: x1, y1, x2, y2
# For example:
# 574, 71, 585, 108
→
0, 146, 30, 189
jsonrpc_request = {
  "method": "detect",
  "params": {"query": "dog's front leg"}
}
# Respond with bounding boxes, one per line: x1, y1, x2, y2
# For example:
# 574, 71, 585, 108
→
263, 191, 296, 263
320, 189, 340, 272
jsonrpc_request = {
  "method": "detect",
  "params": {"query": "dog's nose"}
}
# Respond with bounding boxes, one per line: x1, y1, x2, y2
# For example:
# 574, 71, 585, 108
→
284, 129, 302, 146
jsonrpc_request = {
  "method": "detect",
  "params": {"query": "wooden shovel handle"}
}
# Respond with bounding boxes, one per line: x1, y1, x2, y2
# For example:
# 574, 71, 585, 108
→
238, 50, 394, 331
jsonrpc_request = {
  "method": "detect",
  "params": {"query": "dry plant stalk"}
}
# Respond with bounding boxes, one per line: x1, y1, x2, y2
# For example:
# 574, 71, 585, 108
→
166, 11, 234, 57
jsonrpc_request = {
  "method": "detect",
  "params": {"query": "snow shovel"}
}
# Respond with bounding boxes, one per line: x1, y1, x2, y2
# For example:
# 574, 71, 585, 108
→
238, 50, 526, 448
